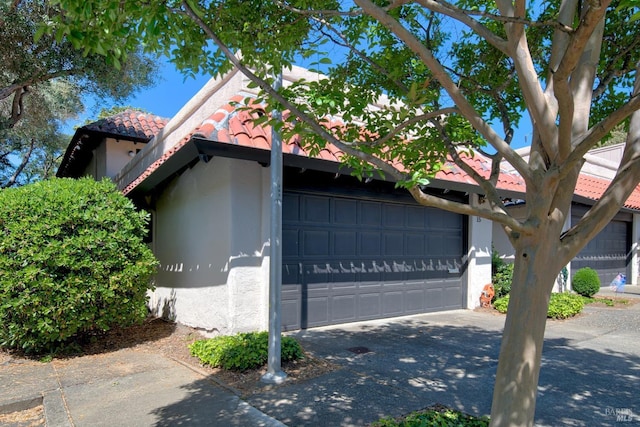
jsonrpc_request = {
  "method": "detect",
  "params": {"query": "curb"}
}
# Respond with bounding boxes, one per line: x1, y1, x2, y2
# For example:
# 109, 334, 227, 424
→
0, 395, 43, 415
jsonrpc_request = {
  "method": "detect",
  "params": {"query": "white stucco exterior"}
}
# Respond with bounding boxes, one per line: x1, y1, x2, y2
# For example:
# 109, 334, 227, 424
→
464, 194, 493, 308
148, 156, 272, 335
82, 137, 143, 180
632, 214, 640, 285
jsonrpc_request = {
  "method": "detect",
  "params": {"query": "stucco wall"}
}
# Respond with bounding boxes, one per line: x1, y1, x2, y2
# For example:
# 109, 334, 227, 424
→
464, 194, 493, 308
105, 138, 142, 179
148, 157, 270, 335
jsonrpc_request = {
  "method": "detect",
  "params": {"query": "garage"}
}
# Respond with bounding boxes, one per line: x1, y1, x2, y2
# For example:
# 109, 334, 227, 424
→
571, 205, 631, 286
281, 175, 467, 330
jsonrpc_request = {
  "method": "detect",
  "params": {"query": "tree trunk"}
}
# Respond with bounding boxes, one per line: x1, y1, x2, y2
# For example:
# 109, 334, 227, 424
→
490, 232, 562, 427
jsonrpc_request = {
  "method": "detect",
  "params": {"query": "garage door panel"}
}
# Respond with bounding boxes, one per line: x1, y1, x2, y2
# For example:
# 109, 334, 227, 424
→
304, 196, 330, 222
443, 284, 463, 307
303, 230, 330, 256
334, 231, 357, 256
425, 288, 443, 309
360, 232, 382, 256
384, 233, 404, 255
334, 199, 358, 224
283, 230, 299, 257
383, 290, 404, 315
384, 204, 405, 227
360, 201, 382, 225
307, 297, 329, 326
283, 191, 464, 329
332, 295, 357, 322
406, 206, 424, 228
358, 293, 382, 318
282, 299, 301, 331
406, 289, 425, 312
283, 194, 300, 222
282, 263, 300, 284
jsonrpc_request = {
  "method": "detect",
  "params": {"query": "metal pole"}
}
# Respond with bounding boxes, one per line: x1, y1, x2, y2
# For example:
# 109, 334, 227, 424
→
261, 72, 287, 384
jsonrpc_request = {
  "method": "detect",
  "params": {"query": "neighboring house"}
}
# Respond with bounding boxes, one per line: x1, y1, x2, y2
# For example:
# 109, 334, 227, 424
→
493, 145, 640, 289
58, 66, 640, 335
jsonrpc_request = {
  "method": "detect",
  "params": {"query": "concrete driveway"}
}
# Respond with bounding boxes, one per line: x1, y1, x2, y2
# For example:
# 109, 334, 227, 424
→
247, 296, 640, 426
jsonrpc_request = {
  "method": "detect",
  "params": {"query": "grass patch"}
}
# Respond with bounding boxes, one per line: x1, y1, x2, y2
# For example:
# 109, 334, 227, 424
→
371, 404, 489, 426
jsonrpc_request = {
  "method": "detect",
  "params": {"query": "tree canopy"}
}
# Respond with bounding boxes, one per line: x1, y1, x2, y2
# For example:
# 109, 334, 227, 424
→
48, 1, 640, 426
0, 0, 159, 187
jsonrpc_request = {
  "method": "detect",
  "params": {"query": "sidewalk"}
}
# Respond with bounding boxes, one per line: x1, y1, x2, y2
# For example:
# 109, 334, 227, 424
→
0, 349, 284, 426
1, 291, 639, 426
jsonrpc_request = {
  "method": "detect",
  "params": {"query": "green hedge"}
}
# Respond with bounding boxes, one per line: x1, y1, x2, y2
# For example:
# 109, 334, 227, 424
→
0, 178, 157, 353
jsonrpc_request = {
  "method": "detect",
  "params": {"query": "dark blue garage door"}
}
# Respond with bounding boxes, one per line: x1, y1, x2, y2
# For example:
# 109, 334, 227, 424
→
281, 191, 466, 330
572, 207, 631, 286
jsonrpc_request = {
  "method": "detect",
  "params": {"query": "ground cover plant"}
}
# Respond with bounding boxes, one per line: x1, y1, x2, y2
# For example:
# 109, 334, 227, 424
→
0, 178, 157, 353
494, 292, 584, 319
189, 331, 304, 371
372, 404, 489, 427
584, 296, 630, 307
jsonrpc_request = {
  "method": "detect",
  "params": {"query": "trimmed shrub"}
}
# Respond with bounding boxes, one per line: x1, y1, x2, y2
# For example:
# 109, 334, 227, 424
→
571, 267, 601, 297
493, 292, 584, 319
0, 178, 157, 353
492, 263, 513, 300
189, 331, 304, 371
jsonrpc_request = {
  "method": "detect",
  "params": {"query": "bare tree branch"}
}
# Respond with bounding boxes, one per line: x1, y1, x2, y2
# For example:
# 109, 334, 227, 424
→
2, 138, 34, 188
564, 91, 640, 172
415, 0, 509, 54
273, 1, 363, 17
312, 18, 410, 93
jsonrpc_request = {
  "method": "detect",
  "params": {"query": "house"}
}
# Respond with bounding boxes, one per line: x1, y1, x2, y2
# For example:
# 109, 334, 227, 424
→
493, 145, 640, 288
58, 66, 640, 335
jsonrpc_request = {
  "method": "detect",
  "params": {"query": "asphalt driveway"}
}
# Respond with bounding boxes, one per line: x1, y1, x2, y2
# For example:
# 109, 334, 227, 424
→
247, 297, 640, 426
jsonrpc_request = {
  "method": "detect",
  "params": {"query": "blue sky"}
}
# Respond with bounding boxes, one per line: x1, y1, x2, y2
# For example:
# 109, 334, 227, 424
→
69, 58, 532, 150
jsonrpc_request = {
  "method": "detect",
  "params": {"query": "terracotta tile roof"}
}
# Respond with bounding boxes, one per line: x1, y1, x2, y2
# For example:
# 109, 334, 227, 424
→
434, 153, 527, 194
191, 95, 345, 160
121, 95, 640, 212
84, 109, 168, 140
57, 110, 169, 178
576, 174, 640, 210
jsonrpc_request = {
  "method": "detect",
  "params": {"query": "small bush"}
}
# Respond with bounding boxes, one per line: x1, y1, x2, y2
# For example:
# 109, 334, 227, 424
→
372, 405, 489, 427
493, 292, 584, 319
492, 263, 513, 300
572, 267, 601, 297
189, 331, 304, 371
0, 178, 157, 353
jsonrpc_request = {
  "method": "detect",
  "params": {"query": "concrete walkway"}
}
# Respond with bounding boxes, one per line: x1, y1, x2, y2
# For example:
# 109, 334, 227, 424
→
1, 288, 639, 426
